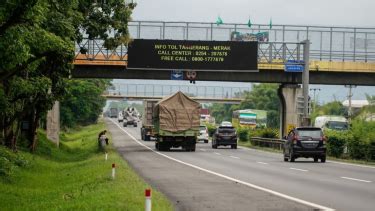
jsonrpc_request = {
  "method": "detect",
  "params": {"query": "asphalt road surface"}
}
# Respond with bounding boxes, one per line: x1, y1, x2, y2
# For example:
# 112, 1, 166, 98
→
106, 118, 375, 211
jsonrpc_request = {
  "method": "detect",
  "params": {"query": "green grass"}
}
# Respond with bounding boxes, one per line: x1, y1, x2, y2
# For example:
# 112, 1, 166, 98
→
0, 122, 173, 210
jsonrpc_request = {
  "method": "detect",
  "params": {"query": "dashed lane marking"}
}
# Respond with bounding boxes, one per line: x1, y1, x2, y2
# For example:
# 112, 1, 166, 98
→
341, 177, 372, 183
290, 168, 309, 172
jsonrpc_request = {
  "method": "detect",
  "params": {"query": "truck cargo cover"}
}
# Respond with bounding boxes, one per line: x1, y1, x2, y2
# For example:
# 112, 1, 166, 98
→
154, 91, 200, 132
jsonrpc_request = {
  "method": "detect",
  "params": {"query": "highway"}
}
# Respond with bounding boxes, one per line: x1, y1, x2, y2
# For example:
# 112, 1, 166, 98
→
106, 118, 375, 211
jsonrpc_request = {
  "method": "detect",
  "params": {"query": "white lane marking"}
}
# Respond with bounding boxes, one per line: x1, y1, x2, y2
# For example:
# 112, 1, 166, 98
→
230, 156, 240, 159
257, 162, 269, 165
109, 118, 334, 211
214, 152, 222, 155
199, 149, 206, 152
328, 161, 375, 169
341, 177, 372, 183
289, 168, 309, 172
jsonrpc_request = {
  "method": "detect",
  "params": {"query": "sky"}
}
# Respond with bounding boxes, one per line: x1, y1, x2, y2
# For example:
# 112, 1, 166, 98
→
119, 0, 375, 103
132, 0, 375, 27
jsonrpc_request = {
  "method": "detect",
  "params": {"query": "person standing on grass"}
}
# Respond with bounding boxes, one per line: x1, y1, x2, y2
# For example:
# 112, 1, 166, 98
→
98, 130, 107, 152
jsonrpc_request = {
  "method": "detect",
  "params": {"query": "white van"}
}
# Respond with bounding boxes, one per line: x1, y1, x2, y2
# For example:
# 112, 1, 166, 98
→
118, 112, 124, 122
314, 115, 348, 130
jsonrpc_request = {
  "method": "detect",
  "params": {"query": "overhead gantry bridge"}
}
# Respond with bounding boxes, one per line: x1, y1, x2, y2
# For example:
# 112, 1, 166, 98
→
103, 83, 249, 104
73, 20, 375, 86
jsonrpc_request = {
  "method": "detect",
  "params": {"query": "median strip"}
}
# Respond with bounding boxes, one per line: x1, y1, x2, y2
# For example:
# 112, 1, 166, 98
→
340, 177, 372, 183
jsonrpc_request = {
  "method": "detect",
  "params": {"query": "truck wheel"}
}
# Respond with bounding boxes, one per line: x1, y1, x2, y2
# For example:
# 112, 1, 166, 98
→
314, 157, 319, 162
321, 156, 326, 163
204, 140, 208, 143
231, 144, 237, 149
190, 143, 196, 152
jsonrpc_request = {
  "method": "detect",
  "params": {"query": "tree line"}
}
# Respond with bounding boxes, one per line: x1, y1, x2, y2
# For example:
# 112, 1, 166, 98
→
0, 0, 135, 151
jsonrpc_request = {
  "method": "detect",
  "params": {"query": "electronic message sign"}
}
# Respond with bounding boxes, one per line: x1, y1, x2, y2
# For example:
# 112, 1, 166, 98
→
127, 39, 258, 72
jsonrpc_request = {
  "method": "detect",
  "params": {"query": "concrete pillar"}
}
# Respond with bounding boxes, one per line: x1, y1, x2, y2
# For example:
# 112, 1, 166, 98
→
278, 84, 302, 138
47, 101, 60, 147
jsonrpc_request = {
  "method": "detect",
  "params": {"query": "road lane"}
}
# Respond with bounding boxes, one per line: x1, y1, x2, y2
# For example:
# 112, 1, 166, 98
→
106, 119, 314, 211
109, 119, 375, 210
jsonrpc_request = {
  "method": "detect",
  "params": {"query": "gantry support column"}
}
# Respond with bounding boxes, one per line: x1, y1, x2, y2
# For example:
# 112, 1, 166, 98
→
47, 101, 60, 147
278, 84, 302, 138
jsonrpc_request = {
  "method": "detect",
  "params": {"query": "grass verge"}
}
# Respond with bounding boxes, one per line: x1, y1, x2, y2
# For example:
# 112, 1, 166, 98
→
0, 122, 173, 210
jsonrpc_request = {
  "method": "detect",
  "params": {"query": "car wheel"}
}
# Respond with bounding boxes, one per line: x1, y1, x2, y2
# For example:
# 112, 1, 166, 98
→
204, 140, 208, 143
290, 151, 295, 162
283, 154, 288, 162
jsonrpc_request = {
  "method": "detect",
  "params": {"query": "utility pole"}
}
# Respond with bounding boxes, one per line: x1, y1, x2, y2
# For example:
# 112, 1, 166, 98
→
309, 88, 321, 113
345, 85, 357, 123
302, 40, 310, 126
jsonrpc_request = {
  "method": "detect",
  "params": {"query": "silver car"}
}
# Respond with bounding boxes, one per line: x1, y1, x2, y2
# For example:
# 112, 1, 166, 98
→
197, 125, 209, 143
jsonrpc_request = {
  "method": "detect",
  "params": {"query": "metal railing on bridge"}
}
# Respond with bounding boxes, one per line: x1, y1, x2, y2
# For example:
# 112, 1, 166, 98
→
105, 83, 250, 99
75, 20, 375, 65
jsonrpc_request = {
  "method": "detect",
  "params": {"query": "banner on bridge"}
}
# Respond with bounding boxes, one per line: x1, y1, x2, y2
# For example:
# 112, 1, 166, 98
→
127, 39, 258, 72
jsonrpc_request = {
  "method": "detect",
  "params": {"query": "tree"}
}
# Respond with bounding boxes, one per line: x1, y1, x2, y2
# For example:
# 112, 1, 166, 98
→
208, 84, 280, 128
239, 84, 280, 128
0, 0, 136, 151
61, 79, 110, 128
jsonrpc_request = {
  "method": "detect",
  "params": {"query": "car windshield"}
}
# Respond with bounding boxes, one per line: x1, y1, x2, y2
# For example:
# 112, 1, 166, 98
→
297, 129, 322, 138
327, 121, 348, 130
218, 127, 236, 134
220, 121, 232, 126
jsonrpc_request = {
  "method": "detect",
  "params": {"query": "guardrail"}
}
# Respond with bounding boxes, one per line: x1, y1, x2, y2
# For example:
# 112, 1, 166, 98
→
250, 137, 284, 150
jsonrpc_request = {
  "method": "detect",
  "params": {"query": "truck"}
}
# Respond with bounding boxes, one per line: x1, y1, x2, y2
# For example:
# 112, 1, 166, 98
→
153, 91, 200, 151
232, 109, 267, 129
123, 107, 138, 127
109, 108, 118, 118
314, 115, 349, 130
141, 100, 158, 141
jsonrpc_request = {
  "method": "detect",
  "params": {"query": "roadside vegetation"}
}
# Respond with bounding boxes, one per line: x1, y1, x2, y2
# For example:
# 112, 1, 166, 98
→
0, 1, 136, 151
0, 122, 172, 210
208, 84, 375, 163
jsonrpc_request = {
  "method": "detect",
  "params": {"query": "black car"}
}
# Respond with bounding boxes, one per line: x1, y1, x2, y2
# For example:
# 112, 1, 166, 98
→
283, 127, 326, 162
212, 126, 237, 149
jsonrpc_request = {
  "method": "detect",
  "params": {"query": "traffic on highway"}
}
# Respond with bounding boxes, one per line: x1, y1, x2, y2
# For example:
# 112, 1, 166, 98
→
106, 116, 375, 211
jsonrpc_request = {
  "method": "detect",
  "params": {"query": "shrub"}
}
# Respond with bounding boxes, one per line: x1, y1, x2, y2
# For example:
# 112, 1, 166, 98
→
0, 146, 28, 177
348, 120, 375, 160
325, 130, 352, 158
237, 127, 250, 141
259, 128, 278, 138
205, 123, 217, 137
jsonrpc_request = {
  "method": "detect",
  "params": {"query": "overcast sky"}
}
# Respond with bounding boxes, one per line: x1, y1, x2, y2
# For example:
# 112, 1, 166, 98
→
133, 0, 375, 27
